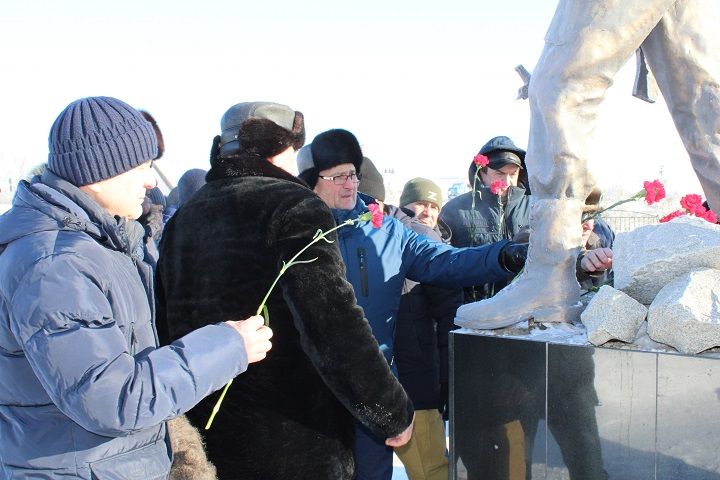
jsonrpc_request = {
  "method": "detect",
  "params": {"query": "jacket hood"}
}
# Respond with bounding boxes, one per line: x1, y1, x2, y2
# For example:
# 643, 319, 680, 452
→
0, 171, 141, 257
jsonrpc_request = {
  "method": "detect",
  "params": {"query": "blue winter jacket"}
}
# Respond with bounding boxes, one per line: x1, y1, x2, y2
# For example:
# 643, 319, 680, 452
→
0, 172, 249, 480
331, 194, 512, 365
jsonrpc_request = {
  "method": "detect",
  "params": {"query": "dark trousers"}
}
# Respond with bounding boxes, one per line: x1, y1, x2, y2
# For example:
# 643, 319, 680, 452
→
354, 422, 393, 480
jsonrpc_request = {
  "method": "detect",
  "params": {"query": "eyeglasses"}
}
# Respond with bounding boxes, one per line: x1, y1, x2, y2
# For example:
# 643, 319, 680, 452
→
318, 172, 362, 185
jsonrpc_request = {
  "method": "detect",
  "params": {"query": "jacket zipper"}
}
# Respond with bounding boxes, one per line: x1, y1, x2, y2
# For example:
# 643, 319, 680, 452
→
357, 248, 368, 297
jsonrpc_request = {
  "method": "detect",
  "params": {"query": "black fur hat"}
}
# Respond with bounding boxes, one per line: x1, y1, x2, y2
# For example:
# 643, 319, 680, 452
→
297, 129, 364, 189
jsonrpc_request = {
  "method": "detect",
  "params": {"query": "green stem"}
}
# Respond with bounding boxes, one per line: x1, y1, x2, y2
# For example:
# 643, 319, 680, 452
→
205, 379, 232, 429
582, 192, 643, 223
468, 173, 481, 301
255, 219, 353, 317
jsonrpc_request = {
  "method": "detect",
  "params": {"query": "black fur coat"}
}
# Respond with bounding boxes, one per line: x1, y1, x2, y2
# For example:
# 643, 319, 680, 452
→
156, 154, 413, 480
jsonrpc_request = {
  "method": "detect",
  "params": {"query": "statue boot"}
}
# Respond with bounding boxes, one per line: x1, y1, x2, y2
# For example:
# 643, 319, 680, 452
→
456, 198, 584, 329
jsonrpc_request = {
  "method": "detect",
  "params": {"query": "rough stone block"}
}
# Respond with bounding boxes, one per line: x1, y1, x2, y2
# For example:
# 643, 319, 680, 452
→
613, 216, 720, 304
581, 285, 648, 346
647, 268, 720, 354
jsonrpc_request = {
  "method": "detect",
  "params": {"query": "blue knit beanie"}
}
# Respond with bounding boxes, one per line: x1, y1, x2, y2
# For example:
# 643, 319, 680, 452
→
147, 186, 167, 209
48, 96, 158, 186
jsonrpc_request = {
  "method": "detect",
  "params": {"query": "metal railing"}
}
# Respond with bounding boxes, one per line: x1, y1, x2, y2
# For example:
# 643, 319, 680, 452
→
599, 210, 659, 233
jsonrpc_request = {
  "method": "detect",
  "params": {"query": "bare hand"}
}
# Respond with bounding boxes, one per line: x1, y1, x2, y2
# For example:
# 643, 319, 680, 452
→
225, 315, 273, 364
581, 247, 613, 273
385, 413, 415, 447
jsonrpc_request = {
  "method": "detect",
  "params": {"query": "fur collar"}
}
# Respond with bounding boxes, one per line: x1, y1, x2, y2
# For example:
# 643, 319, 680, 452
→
206, 152, 308, 189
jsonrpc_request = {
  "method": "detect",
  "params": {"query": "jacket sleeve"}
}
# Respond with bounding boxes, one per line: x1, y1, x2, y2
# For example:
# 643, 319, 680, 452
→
272, 195, 414, 439
9, 254, 249, 437
408, 224, 464, 385
399, 222, 513, 288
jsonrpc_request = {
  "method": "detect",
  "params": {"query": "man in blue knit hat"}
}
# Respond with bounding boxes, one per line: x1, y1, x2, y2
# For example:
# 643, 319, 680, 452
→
0, 96, 272, 479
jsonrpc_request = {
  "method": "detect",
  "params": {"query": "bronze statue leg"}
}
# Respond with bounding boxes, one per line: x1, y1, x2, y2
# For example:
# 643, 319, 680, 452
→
640, 0, 720, 215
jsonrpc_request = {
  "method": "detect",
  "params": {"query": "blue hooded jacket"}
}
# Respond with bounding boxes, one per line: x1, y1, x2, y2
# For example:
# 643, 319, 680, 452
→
330, 194, 512, 365
0, 172, 249, 479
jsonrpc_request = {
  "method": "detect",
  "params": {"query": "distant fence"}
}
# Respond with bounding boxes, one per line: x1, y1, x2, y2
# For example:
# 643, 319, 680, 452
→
600, 210, 659, 234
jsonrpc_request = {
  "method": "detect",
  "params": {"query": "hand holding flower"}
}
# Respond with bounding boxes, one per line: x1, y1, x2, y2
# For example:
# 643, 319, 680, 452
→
225, 315, 273, 363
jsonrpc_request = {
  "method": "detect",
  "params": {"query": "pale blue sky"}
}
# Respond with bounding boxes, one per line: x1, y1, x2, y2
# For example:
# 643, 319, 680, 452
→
0, 0, 700, 201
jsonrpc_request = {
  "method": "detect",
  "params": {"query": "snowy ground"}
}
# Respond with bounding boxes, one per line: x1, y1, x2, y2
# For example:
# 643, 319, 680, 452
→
0, 203, 9, 214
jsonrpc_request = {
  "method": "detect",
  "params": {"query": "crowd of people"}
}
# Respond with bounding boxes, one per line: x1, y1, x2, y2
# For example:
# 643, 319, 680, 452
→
0, 96, 615, 480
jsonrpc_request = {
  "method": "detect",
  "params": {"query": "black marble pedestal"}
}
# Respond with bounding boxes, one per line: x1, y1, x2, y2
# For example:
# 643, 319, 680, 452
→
450, 331, 720, 480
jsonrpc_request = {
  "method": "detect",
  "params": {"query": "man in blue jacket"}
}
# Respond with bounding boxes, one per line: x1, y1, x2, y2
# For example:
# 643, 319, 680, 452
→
297, 129, 528, 480
0, 96, 272, 479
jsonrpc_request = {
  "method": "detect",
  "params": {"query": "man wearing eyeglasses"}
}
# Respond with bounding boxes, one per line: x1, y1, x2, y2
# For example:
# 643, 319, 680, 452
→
297, 129, 529, 480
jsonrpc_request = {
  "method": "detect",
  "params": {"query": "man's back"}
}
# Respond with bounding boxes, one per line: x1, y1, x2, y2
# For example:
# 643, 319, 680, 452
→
157, 156, 413, 480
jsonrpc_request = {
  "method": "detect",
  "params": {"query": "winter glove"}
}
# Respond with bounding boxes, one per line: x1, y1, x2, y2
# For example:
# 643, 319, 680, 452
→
438, 382, 449, 421
499, 241, 528, 274
139, 201, 165, 243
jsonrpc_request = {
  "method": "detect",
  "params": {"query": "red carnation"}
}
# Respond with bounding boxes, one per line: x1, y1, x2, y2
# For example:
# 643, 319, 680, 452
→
700, 208, 718, 224
659, 210, 686, 223
368, 203, 384, 228
473, 154, 489, 168
679, 194, 704, 215
490, 180, 508, 195
643, 180, 666, 205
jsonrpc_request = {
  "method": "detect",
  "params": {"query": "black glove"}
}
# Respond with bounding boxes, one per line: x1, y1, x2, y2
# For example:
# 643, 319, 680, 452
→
499, 241, 528, 274
139, 203, 165, 243
438, 382, 449, 421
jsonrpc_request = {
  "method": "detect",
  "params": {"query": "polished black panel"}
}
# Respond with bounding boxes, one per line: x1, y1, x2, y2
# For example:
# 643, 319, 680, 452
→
451, 331, 720, 480
656, 354, 720, 479
451, 333, 546, 480
547, 344, 656, 480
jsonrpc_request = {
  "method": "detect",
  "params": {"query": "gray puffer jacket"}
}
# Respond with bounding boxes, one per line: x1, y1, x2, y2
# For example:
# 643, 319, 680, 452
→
0, 171, 248, 479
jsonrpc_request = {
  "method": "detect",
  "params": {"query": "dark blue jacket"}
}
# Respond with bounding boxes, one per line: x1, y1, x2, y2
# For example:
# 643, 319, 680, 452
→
0, 172, 248, 479
440, 185, 531, 301
388, 206, 464, 410
331, 194, 511, 366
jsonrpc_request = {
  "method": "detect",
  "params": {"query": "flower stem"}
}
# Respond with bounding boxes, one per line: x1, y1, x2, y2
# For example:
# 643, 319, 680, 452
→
582, 194, 642, 223
205, 379, 232, 429
255, 219, 353, 318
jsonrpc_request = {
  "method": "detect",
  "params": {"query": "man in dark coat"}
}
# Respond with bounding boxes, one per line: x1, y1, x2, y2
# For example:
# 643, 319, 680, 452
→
440, 136, 532, 302
156, 102, 414, 480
